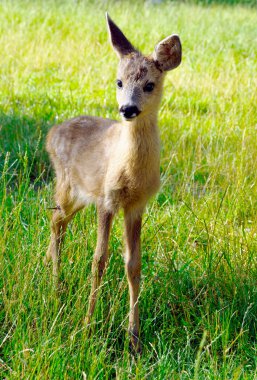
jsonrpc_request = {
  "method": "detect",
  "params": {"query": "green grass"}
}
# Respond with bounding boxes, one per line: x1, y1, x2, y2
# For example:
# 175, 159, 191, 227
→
1, 0, 257, 378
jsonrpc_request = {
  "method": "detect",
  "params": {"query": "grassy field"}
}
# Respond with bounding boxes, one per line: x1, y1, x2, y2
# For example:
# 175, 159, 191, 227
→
1, 0, 257, 378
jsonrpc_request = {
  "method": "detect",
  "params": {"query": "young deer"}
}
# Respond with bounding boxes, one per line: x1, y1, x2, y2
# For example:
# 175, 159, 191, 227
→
45, 14, 181, 352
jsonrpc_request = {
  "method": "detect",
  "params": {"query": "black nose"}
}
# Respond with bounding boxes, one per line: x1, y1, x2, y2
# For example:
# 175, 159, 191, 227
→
119, 105, 141, 119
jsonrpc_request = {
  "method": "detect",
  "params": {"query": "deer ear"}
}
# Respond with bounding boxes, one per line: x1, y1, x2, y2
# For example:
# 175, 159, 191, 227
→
106, 13, 137, 58
153, 35, 182, 71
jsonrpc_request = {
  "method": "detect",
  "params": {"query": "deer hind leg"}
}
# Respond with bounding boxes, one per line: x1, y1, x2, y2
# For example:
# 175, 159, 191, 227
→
45, 207, 72, 278
85, 206, 114, 325
124, 207, 143, 353
45, 181, 84, 279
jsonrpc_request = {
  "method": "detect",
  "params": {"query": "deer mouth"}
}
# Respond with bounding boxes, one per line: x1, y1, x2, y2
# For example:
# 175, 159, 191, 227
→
123, 113, 141, 121
119, 105, 141, 120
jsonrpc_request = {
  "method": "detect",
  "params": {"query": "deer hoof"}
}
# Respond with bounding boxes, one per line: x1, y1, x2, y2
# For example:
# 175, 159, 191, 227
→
129, 334, 142, 356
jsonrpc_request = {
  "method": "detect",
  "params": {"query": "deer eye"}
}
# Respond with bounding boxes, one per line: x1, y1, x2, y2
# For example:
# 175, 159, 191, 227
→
143, 82, 155, 92
116, 79, 123, 88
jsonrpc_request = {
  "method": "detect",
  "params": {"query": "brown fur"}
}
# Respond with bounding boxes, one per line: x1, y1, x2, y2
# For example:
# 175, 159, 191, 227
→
45, 14, 181, 353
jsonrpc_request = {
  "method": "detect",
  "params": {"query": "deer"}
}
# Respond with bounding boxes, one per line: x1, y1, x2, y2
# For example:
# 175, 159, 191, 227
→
44, 13, 182, 352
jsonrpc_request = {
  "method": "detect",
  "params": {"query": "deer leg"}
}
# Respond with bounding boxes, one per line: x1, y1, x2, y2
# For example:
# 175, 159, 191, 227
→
124, 208, 143, 353
45, 196, 83, 279
85, 206, 114, 324
45, 207, 73, 278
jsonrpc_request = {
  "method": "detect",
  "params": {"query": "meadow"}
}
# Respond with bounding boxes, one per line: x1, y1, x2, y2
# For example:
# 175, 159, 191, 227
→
1, 0, 257, 378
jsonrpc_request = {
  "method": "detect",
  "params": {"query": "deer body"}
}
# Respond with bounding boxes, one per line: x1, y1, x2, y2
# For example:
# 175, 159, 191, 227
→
45, 14, 181, 352
47, 115, 160, 211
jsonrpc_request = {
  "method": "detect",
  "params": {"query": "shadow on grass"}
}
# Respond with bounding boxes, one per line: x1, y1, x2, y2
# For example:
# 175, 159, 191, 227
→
0, 111, 53, 185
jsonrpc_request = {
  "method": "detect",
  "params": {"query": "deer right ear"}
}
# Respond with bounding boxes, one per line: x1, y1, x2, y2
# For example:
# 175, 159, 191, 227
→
106, 13, 137, 58
153, 35, 182, 71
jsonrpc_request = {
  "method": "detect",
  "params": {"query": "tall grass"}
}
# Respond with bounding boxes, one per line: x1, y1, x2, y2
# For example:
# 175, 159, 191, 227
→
1, 1, 257, 378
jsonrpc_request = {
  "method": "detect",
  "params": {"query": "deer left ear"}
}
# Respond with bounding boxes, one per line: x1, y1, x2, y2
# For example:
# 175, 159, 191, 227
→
106, 13, 137, 58
153, 35, 182, 71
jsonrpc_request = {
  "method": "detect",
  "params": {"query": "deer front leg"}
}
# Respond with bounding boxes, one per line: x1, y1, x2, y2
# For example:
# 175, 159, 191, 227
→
124, 208, 143, 353
85, 207, 114, 325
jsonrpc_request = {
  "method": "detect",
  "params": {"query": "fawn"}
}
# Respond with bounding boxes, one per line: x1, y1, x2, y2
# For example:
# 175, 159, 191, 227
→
45, 14, 181, 352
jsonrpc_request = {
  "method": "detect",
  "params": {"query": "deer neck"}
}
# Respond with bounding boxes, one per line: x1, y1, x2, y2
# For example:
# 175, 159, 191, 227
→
118, 113, 160, 168
121, 115, 159, 145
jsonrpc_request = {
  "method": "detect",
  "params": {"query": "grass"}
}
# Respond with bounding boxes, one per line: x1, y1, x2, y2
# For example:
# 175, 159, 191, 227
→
1, 0, 257, 378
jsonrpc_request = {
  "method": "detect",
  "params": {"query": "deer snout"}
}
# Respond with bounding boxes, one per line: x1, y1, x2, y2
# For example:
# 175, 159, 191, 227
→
119, 105, 141, 120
